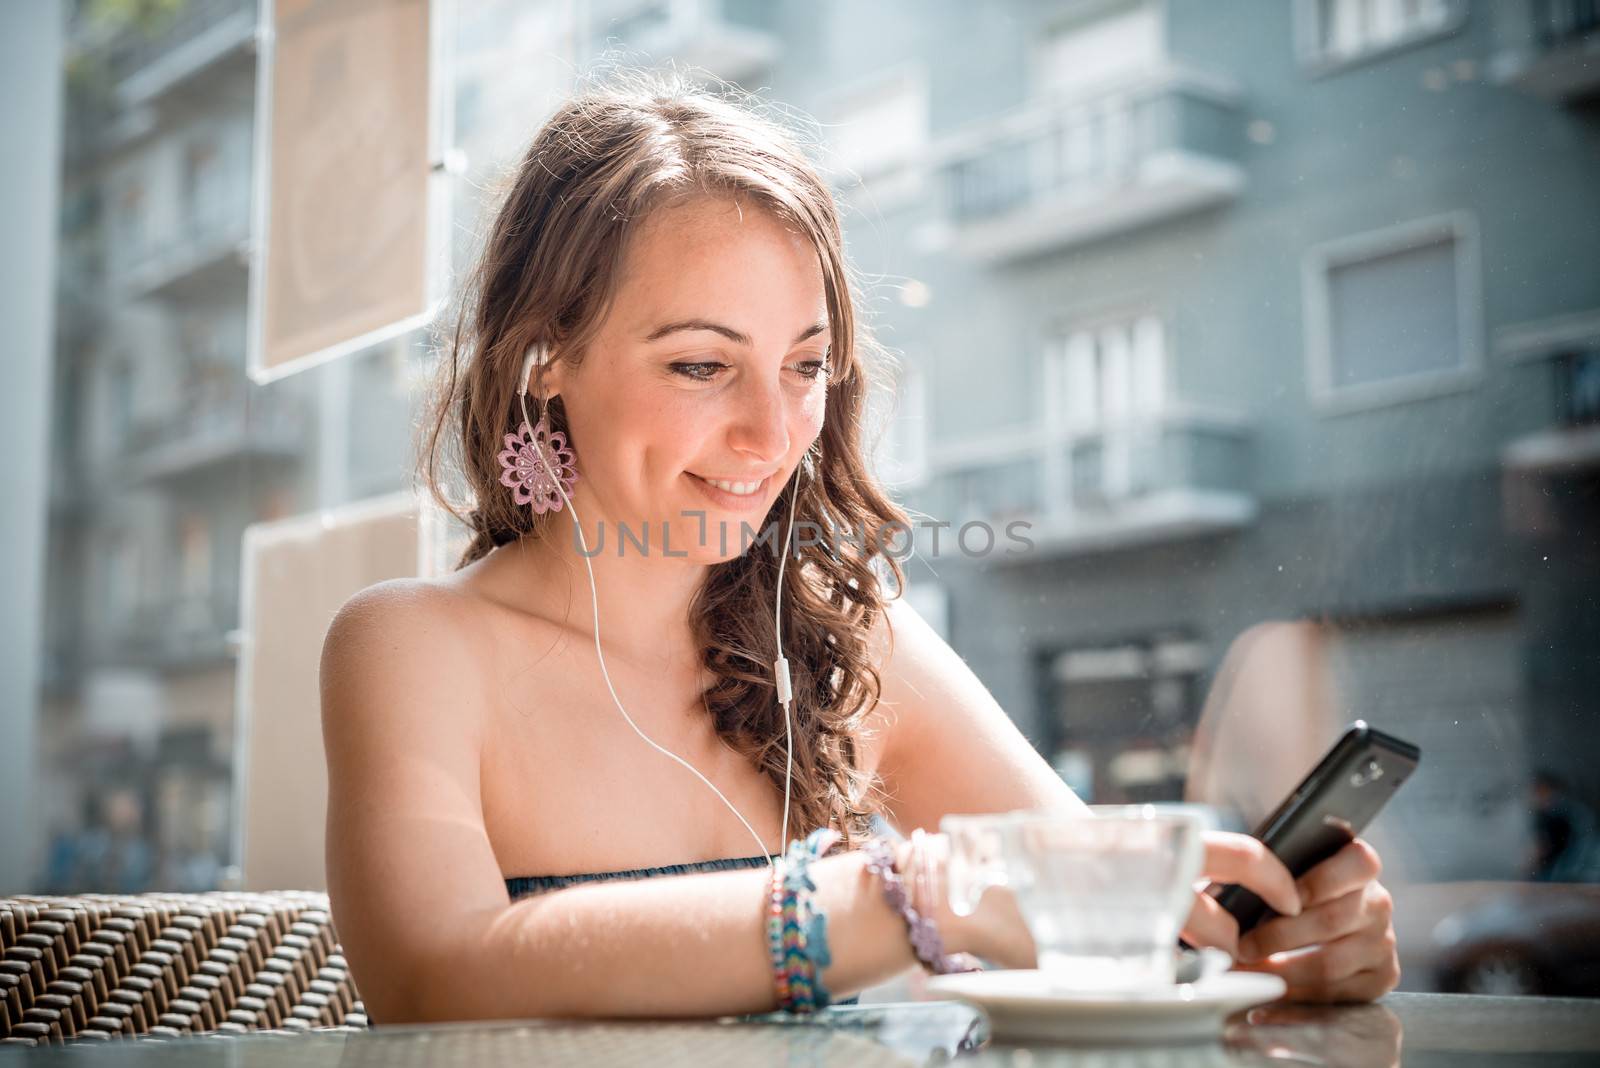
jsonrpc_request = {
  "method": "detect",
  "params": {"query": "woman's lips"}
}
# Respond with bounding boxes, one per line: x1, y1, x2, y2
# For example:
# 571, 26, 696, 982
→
686, 471, 772, 511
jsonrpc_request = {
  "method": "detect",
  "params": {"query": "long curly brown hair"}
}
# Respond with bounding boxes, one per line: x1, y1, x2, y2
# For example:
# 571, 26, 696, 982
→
417, 70, 914, 848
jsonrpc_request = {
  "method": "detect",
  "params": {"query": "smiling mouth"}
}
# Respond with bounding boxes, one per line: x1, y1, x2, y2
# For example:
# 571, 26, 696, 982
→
688, 472, 770, 498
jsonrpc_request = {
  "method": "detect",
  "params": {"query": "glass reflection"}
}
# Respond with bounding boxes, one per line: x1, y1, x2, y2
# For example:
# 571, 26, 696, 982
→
27, 0, 1600, 1008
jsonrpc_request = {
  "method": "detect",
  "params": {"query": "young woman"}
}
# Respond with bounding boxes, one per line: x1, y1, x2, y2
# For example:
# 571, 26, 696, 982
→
319, 73, 1400, 1024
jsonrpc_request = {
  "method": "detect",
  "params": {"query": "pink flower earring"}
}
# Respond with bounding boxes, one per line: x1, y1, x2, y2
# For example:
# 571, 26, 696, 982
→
497, 406, 579, 515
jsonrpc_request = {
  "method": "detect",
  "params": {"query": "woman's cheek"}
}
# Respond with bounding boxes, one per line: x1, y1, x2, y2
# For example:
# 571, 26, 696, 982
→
798, 381, 827, 434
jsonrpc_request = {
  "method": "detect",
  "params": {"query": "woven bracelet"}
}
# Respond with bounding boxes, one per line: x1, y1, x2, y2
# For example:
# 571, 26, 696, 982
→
771, 827, 843, 1013
765, 857, 791, 1007
862, 835, 982, 975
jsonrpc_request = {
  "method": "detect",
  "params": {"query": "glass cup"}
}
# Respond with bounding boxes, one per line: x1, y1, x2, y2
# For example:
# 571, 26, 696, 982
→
943, 805, 1206, 991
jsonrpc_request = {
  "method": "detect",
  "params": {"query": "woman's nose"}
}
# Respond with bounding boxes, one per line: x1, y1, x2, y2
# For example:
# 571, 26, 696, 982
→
727, 374, 791, 463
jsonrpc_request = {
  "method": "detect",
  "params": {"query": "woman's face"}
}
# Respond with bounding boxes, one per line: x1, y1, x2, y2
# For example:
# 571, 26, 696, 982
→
547, 196, 831, 564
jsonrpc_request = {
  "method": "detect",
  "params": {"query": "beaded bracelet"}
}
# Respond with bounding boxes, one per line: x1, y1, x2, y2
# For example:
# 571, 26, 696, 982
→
862, 834, 982, 975
765, 857, 792, 1008
769, 827, 843, 1013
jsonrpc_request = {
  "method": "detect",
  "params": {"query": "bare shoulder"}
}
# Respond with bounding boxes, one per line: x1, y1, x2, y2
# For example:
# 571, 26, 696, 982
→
319, 576, 494, 747
322, 577, 484, 676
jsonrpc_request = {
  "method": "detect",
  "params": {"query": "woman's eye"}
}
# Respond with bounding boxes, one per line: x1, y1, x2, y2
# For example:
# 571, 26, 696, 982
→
669, 361, 728, 382
792, 359, 831, 381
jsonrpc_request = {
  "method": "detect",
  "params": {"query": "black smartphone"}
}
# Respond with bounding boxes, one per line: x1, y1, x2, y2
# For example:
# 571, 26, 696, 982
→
1208, 720, 1421, 936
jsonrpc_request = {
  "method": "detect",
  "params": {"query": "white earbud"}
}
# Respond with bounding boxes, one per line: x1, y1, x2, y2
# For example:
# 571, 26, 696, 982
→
516, 344, 799, 865
518, 346, 543, 398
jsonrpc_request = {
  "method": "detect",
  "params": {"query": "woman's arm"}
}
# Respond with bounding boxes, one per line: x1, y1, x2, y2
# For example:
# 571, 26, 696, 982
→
869, 596, 1087, 832
320, 581, 1016, 1023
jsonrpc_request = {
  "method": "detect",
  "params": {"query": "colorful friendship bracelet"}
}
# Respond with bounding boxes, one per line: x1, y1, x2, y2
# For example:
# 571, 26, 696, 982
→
768, 827, 842, 1013
862, 834, 983, 975
765, 857, 791, 1007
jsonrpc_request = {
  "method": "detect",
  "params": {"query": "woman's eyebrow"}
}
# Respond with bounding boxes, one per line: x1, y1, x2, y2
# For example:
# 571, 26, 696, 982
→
641, 319, 828, 347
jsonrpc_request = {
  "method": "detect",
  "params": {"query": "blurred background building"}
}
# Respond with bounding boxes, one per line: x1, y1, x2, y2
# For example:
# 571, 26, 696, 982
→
11, 0, 1600, 995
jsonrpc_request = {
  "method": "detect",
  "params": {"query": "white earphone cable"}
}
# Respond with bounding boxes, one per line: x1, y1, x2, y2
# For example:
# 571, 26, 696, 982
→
518, 368, 796, 867
773, 461, 801, 857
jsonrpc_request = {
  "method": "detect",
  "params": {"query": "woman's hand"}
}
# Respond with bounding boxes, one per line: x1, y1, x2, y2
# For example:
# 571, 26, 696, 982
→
1232, 838, 1400, 1004
1181, 832, 1399, 1003
1181, 830, 1304, 958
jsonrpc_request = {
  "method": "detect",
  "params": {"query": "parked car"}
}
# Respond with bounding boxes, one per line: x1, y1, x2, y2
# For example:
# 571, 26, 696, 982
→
1430, 882, 1600, 996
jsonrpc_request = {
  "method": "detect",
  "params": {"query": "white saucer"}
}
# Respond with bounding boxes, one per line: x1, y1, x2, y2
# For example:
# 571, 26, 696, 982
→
922, 969, 1287, 1045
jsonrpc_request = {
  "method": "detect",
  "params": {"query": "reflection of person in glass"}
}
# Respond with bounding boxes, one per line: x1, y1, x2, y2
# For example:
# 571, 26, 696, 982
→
1528, 769, 1595, 882
318, 73, 1399, 1024
1228, 1001, 1403, 1068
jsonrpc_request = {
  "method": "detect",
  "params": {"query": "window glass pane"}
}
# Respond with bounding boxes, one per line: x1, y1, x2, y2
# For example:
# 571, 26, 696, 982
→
1131, 315, 1166, 414
24, 0, 1600, 1021
1327, 237, 1460, 389
1064, 330, 1099, 428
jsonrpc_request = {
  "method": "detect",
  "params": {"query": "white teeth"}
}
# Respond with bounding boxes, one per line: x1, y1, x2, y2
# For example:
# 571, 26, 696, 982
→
702, 477, 761, 495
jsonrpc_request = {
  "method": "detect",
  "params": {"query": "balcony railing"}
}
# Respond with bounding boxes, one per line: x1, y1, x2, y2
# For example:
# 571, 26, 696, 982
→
924, 406, 1257, 558
128, 389, 304, 485
934, 69, 1247, 261
109, 590, 240, 670
1503, 348, 1600, 473
114, 192, 250, 301
105, 0, 257, 107
600, 0, 780, 85
1065, 416, 1254, 510
1496, 0, 1600, 102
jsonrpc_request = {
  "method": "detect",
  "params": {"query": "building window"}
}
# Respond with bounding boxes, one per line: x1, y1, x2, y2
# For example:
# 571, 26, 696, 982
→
1046, 634, 1208, 805
1048, 313, 1167, 430
1297, 0, 1463, 70
1035, 2, 1164, 99
1043, 313, 1167, 506
1304, 213, 1481, 412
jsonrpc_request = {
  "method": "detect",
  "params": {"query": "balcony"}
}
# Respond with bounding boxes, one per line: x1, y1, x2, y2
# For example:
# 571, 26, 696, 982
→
599, 0, 780, 85
934, 68, 1248, 262
927, 406, 1257, 559
106, 0, 257, 109
116, 195, 250, 302
1495, 0, 1600, 103
111, 590, 240, 671
1502, 348, 1600, 473
128, 389, 304, 486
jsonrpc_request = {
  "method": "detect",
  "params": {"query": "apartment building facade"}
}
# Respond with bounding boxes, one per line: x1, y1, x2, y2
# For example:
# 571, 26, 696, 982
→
710, 0, 1600, 885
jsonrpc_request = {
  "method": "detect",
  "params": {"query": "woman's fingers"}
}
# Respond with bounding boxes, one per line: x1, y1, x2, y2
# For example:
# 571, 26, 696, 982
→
1234, 926, 1400, 1003
1201, 832, 1302, 919
1181, 887, 1243, 958
1296, 838, 1383, 908
1285, 964, 1401, 1005
1239, 881, 1392, 962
